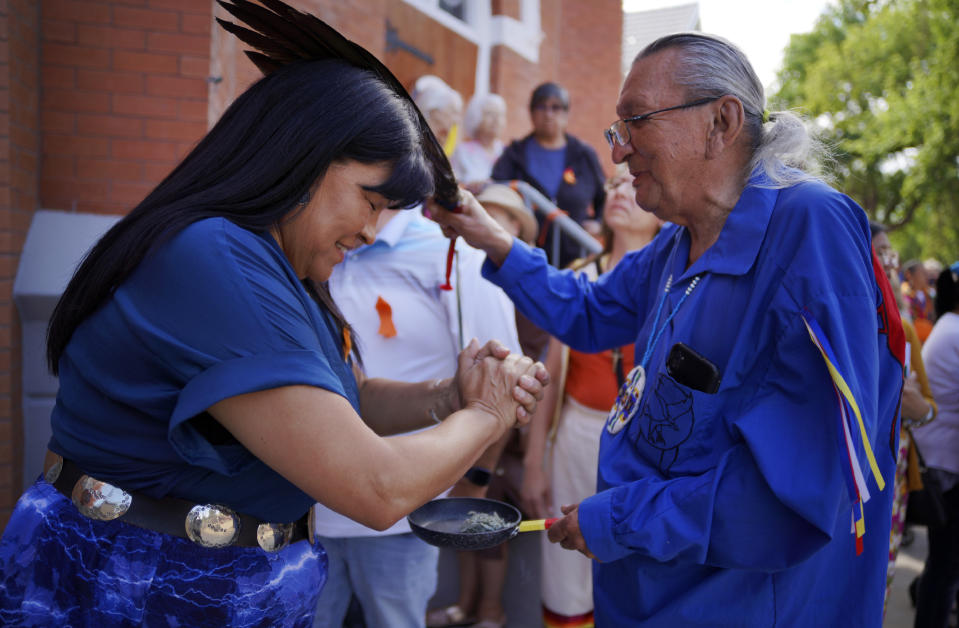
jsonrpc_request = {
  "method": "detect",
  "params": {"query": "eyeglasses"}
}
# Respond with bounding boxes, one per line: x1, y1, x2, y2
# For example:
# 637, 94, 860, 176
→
604, 96, 720, 149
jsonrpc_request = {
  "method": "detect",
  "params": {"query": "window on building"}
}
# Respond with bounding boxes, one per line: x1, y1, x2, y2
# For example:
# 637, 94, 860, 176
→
439, 0, 465, 21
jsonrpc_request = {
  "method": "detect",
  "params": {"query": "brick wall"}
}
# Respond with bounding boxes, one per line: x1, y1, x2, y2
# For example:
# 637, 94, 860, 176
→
494, 0, 621, 178
491, 0, 521, 20
40, 0, 213, 214
558, 0, 622, 174
0, 0, 40, 530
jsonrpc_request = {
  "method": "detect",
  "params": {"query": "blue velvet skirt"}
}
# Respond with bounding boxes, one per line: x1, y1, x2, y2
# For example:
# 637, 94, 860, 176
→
0, 479, 327, 627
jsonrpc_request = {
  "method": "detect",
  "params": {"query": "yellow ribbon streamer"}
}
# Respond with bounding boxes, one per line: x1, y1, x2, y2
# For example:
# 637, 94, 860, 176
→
803, 318, 886, 491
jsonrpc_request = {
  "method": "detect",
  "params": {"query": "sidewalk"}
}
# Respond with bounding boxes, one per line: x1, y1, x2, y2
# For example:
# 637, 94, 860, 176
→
884, 525, 926, 628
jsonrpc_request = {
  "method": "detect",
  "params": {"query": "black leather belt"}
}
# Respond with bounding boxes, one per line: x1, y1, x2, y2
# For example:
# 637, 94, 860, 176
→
46, 456, 311, 551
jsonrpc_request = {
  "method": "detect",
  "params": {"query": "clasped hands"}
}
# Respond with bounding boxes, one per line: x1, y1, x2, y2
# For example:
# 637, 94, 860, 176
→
453, 338, 549, 431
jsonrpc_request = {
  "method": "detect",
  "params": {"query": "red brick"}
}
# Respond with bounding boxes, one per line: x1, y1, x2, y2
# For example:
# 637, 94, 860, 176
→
10, 208, 34, 234
15, 105, 40, 134
110, 180, 153, 204
0, 89, 8, 113
144, 118, 204, 142
76, 68, 145, 94
42, 43, 111, 68
111, 138, 179, 161
11, 167, 36, 194
113, 50, 178, 74
180, 11, 211, 36
146, 32, 208, 56
76, 157, 142, 181
112, 6, 179, 32
9, 125, 37, 151
174, 142, 195, 161
40, 177, 111, 204
41, 154, 75, 179
42, 0, 112, 25
179, 55, 208, 78
76, 199, 128, 213
146, 74, 207, 99
148, 0, 210, 13
43, 133, 110, 157
9, 81, 37, 112
76, 113, 143, 138
0, 42, 8, 66
42, 88, 111, 113
9, 35, 39, 74
40, 110, 75, 134
142, 161, 173, 181
42, 19, 76, 43
177, 99, 206, 122
41, 65, 75, 89
112, 93, 176, 118
0, 230, 24, 255
76, 24, 147, 50
0, 482, 11, 505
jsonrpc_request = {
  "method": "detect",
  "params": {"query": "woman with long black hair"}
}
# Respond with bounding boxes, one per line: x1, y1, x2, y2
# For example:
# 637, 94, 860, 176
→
0, 5, 545, 626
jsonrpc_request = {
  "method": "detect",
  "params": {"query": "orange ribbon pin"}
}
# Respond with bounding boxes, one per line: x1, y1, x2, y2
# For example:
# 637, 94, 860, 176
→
375, 296, 397, 338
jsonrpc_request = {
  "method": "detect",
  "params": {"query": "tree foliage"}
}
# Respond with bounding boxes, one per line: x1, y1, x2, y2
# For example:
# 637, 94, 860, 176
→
772, 0, 959, 263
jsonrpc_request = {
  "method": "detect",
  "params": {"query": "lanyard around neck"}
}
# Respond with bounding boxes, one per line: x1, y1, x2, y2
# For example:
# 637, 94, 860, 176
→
639, 273, 702, 369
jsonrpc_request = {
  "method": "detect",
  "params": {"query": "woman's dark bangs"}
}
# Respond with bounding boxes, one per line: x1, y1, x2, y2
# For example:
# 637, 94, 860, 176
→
366, 150, 434, 209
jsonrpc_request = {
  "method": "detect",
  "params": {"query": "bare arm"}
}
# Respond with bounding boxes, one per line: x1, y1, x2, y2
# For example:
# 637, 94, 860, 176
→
356, 339, 548, 436
356, 375, 457, 436
210, 345, 541, 530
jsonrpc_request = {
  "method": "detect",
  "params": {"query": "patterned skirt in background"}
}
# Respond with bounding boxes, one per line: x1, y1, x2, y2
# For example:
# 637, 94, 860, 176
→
0, 478, 327, 627
884, 430, 911, 613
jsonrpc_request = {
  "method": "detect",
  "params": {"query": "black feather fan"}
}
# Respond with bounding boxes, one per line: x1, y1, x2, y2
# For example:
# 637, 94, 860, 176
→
216, 0, 459, 208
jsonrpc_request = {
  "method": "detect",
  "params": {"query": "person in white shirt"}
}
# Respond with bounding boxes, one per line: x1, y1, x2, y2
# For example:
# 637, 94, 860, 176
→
912, 264, 959, 628
312, 206, 522, 628
451, 93, 507, 192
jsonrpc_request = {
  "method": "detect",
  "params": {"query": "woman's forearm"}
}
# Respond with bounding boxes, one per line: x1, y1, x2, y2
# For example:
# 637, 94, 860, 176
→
358, 377, 458, 435
211, 384, 508, 531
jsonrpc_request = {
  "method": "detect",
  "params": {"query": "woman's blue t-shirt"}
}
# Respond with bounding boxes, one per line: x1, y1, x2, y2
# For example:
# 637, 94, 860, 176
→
48, 217, 360, 522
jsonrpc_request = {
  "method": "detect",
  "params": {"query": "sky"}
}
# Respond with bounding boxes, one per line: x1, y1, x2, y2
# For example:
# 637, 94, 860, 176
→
622, 0, 834, 89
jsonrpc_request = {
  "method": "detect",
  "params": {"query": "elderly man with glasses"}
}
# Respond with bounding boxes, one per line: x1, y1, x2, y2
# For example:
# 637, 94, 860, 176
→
430, 32, 903, 626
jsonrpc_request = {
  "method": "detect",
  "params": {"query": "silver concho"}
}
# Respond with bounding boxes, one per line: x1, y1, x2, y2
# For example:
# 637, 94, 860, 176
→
256, 522, 294, 552
71, 475, 132, 521
606, 365, 646, 434
44, 455, 63, 484
185, 504, 241, 548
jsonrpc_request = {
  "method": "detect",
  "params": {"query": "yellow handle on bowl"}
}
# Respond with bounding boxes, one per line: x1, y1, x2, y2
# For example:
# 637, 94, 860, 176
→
517, 518, 559, 533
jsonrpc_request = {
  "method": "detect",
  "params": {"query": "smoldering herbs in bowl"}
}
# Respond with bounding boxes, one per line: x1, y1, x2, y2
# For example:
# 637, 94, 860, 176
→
460, 510, 508, 533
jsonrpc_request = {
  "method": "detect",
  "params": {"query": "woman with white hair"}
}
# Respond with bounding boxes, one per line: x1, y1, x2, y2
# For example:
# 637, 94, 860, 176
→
451, 93, 507, 191
411, 74, 463, 156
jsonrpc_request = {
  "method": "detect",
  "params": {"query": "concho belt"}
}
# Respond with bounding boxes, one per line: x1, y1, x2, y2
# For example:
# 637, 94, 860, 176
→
45, 454, 313, 552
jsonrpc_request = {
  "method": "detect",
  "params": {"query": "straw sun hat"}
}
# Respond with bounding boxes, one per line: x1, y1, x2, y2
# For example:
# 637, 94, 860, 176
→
475, 184, 538, 244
